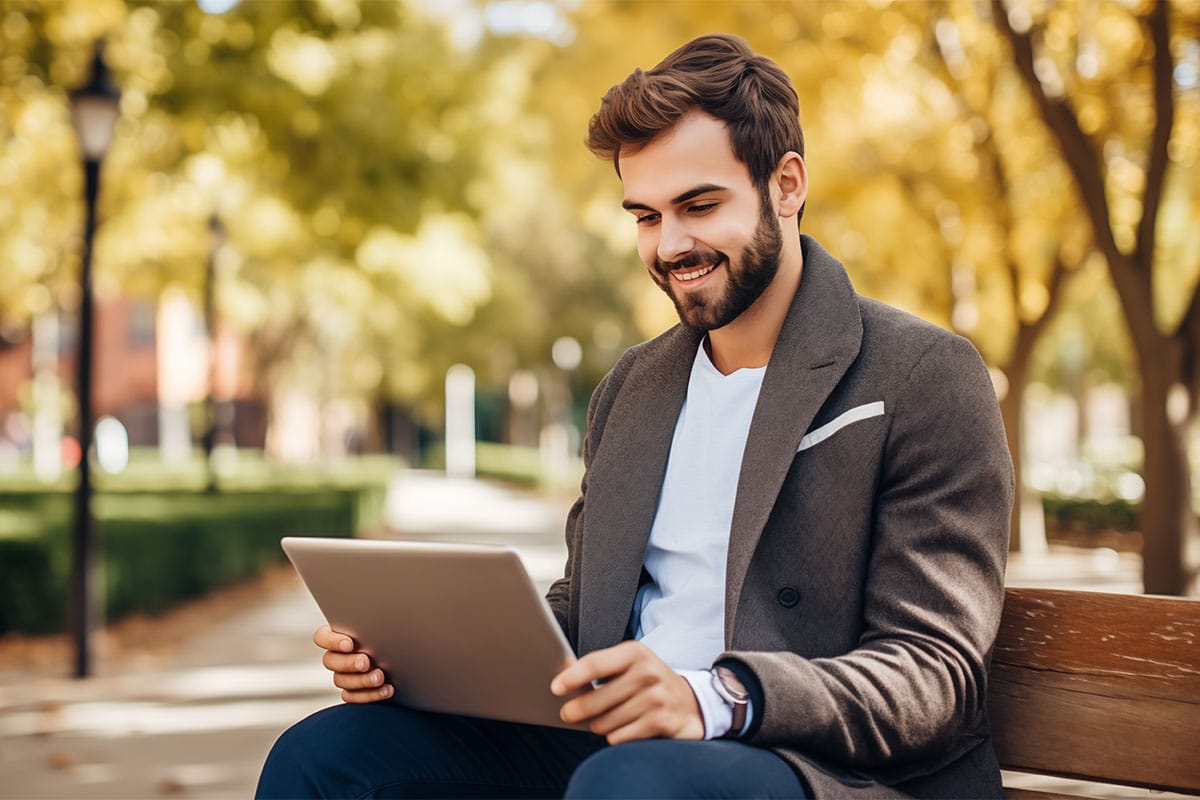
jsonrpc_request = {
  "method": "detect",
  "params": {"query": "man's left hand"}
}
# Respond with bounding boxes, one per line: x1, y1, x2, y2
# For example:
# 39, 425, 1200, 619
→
551, 640, 704, 744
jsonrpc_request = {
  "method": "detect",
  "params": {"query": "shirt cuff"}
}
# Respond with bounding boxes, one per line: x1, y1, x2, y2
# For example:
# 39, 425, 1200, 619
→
678, 669, 754, 740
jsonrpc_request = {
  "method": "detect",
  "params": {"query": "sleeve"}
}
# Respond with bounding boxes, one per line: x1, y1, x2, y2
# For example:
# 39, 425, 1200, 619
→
719, 334, 1013, 768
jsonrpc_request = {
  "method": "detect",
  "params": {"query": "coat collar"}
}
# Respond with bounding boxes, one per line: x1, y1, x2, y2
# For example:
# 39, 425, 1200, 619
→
724, 235, 863, 637
577, 236, 863, 654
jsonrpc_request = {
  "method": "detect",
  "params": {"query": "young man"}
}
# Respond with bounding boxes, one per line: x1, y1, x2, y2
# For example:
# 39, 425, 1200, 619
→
258, 34, 1012, 799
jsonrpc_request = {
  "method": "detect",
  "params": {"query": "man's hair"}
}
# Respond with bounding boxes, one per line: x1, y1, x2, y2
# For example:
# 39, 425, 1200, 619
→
586, 33, 804, 192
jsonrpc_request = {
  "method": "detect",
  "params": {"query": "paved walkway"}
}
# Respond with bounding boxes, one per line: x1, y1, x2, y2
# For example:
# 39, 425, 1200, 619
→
0, 470, 1154, 799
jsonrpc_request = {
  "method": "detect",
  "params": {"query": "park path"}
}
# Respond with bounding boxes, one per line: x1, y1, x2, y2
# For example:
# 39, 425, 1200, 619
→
0, 469, 1148, 799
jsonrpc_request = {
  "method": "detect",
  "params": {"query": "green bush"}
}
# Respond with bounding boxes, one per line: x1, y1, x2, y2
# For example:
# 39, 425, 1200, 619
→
1041, 495, 1140, 533
0, 484, 385, 635
0, 532, 64, 637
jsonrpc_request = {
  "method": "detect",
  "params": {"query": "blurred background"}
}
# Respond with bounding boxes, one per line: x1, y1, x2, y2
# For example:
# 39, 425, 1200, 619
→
0, 0, 1197, 795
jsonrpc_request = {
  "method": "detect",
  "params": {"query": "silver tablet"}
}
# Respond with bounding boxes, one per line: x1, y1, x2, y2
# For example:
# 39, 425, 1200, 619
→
281, 536, 589, 730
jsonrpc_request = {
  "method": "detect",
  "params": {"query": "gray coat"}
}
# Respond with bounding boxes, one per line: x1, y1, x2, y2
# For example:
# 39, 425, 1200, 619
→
545, 236, 1014, 799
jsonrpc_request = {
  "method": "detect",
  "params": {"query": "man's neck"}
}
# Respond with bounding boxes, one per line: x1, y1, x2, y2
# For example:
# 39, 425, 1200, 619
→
705, 245, 804, 376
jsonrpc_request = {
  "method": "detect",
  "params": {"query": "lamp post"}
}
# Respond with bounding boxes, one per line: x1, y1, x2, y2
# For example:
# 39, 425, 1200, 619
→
68, 43, 120, 679
203, 214, 227, 493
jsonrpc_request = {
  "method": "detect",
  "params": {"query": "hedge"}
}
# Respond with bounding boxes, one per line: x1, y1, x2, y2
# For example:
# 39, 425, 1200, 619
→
1041, 495, 1140, 533
0, 482, 387, 635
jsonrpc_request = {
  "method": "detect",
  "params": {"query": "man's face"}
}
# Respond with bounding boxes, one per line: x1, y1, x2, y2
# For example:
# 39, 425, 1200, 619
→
619, 111, 782, 332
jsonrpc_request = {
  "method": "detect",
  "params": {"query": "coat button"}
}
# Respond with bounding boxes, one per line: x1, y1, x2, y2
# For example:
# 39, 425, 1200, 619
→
777, 586, 800, 608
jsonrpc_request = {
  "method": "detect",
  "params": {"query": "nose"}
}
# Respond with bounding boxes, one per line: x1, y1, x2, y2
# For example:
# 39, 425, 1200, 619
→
656, 217, 695, 265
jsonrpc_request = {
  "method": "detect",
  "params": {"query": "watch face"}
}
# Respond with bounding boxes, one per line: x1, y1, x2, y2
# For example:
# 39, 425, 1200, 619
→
715, 666, 749, 701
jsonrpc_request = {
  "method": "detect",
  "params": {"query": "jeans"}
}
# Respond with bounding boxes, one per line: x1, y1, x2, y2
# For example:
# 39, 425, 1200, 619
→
256, 703, 811, 799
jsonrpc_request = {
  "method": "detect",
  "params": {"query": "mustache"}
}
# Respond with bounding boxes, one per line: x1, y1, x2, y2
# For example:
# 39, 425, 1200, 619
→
655, 248, 725, 274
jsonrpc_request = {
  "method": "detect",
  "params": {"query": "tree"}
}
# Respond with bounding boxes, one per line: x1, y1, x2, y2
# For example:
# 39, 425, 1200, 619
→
2, 0, 621, 456
992, 0, 1200, 594
924, 4, 1090, 552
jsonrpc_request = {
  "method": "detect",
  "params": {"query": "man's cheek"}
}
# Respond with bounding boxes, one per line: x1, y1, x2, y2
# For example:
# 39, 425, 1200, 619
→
637, 245, 657, 271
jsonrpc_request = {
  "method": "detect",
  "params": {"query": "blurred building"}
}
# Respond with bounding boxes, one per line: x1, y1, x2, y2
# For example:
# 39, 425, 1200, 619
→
0, 294, 265, 457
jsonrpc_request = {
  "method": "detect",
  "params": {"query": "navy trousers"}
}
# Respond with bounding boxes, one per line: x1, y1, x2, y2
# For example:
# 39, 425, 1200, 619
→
257, 703, 811, 799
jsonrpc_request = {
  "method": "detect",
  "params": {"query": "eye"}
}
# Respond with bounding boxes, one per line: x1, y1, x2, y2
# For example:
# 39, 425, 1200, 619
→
635, 213, 661, 226
688, 203, 717, 214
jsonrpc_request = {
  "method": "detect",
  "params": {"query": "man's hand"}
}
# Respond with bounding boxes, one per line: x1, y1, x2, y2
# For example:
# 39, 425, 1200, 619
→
550, 640, 704, 744
313, 624, 394, 704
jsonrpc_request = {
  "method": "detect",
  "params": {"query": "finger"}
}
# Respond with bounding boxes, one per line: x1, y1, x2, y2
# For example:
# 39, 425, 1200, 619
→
314, 625, 355, 653
579, 691, 649, 736
552, 643, 638, 696
563, 667, 703, 740
599, 697, 693, 744
604, 714, 666, 745
565, 667, 668, 731
340, 685, 394, 704
559, 673, 640, 724
333, 668, 388, 692
599, 682, 703, 743
322, 651, 372, 674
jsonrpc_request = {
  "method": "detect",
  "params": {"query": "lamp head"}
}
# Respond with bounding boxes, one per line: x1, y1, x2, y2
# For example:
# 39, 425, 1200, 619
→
69, 43, 121, 161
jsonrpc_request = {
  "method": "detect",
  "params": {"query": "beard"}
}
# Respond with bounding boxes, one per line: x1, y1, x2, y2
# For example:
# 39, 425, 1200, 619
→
652, 193, 783, 333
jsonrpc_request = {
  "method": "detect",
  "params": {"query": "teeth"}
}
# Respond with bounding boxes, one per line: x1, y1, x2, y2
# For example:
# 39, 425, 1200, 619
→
675, 264, 716, 281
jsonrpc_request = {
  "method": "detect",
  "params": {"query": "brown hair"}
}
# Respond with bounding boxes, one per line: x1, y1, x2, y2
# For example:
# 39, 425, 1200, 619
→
587, 33, 804, 193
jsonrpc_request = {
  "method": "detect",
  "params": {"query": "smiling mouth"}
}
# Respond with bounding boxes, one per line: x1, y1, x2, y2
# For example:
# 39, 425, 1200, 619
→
671, 261, 720, 282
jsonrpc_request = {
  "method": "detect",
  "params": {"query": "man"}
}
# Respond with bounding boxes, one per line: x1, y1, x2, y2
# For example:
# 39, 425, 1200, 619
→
258, 33, 1012, 799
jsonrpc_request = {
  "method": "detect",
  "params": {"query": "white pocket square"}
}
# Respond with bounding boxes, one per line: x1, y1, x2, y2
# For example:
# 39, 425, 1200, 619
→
797, 401, 886, 452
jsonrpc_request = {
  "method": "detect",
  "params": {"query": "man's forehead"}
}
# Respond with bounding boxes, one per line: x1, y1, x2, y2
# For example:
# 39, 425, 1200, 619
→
620, 164, 747, 210
617, 115, 749, 206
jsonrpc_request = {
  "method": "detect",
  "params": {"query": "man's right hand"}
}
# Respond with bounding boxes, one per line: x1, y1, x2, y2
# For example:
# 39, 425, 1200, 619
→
314, 624, 395, 704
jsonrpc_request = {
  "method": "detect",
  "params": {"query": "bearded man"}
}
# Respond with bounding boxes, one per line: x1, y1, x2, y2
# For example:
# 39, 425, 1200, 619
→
258, 33, 1013, 799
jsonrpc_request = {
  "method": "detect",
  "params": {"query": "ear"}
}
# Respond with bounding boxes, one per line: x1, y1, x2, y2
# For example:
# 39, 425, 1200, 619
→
772, 152, 807, 219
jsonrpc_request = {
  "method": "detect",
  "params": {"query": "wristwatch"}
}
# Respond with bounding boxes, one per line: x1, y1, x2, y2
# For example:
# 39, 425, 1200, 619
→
709, 665, 749, 738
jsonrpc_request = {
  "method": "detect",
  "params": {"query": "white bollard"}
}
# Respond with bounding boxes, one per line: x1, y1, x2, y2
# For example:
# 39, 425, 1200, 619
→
445, 364, 476, 478
95, 415, 130, 474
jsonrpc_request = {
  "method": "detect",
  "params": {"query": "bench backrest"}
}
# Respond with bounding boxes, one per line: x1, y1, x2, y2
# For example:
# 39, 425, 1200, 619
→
989, 587, 1200, 793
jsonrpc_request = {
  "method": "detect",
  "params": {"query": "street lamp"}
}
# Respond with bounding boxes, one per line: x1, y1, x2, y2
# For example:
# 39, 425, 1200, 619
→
68, 42, 120, 679
203, 214, 227, 493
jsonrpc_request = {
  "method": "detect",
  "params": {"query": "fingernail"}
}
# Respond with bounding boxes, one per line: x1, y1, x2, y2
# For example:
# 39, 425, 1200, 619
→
379, 686, 392, 699
370, 671, 381, 685
356, 656, 368, 671
339, 639, 353, 652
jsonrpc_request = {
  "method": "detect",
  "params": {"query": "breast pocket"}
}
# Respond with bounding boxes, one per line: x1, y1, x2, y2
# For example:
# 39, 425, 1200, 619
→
796, 401, 885, 453
779, 399, 889, 524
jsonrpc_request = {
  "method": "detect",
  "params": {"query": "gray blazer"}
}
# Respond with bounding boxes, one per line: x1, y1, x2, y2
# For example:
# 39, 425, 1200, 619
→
546, 236, 1014, 799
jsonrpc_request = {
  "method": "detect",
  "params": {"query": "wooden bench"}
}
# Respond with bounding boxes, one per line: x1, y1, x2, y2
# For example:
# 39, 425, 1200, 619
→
989, 588, 1200, 798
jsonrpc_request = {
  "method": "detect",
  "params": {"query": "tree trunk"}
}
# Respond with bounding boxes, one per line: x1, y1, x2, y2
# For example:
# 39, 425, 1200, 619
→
1000, 363, 1027, 552
1138, 354, 1197, 595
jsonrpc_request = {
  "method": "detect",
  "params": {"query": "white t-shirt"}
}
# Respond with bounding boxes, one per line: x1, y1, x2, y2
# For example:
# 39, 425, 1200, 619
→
632, 341, 766, 737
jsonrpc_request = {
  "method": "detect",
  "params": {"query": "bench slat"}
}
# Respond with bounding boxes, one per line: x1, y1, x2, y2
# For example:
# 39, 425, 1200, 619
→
989, 588, 1200, 793
1001, 789, 1104, 800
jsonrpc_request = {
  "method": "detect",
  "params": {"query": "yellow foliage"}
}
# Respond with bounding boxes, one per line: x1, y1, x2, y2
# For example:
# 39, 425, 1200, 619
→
2, 0, 1195, 413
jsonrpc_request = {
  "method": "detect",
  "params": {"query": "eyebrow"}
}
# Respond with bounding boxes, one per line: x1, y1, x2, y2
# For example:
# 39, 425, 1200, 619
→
621, 183, 729, 212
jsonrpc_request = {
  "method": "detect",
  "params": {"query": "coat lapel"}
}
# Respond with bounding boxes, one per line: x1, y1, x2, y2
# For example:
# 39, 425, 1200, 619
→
724, 237, 864, 638
577, 324, 702, 655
